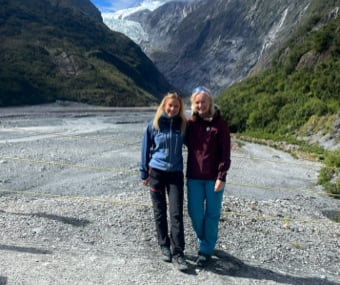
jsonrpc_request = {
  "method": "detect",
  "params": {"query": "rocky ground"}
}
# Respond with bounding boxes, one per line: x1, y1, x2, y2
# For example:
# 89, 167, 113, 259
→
0, 103, 339, 285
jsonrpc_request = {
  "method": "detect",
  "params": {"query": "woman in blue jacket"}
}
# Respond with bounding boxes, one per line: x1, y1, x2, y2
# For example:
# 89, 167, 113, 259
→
140, 92, 188, 271
185, 86, 231, 268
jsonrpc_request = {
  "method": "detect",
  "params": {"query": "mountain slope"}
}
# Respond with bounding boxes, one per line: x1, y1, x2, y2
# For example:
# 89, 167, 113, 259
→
111, 0, 312, 95
0, 0, 173, 107
217, 0, 340, 142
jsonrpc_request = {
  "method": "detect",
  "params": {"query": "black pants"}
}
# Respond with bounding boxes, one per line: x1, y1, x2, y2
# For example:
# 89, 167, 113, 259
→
149, 168, 185, 256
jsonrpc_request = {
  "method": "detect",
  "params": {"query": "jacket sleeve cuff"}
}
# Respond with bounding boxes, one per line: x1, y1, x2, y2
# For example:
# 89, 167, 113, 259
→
218, 175, 226, 182
140, 170, 148, 180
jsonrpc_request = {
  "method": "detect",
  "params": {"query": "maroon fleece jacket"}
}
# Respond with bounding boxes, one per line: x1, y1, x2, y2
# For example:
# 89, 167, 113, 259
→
185, 110, 231, 181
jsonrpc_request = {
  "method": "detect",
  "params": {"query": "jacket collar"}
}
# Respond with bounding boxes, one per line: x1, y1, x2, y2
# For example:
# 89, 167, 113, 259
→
159, 112, 181, 124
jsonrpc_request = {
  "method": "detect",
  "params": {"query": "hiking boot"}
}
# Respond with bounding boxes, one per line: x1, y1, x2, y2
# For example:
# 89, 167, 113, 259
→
196, 252, 211, 268
173, 254, 189, 272
161, 246, 171, 262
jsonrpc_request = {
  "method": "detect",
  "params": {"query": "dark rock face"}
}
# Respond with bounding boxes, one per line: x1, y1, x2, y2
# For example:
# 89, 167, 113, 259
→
127, 0, 312, 95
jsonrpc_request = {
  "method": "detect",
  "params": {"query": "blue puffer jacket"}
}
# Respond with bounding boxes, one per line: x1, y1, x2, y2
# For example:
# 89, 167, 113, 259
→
140, 113, 184, 180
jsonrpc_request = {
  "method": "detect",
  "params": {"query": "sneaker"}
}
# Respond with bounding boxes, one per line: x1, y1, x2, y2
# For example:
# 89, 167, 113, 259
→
196, 252, 211, 268
161, 246, 171, 262
173, 254, 189, 272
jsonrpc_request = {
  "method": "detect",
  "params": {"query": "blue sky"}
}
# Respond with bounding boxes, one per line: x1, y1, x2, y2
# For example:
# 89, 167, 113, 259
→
90, 0, 142, 12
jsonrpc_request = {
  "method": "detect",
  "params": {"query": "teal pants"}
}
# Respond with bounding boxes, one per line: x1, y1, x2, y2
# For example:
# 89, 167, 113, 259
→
187, 179, 224, 256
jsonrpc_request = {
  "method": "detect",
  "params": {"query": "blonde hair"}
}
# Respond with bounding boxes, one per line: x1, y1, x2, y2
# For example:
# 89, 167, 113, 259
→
153, 92, 187, 134
190, 86, 214, 116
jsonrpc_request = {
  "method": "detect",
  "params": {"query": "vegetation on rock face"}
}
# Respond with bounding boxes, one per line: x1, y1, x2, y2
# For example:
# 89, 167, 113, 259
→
217, 17, 340, 134
217, 0, 340, 196
318, 150, 340, 197
0, 0, 172, 107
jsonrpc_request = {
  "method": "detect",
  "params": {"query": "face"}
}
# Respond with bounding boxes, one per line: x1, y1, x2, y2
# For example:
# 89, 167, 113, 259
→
193, 93, 210, 116
164, 98, 180, 117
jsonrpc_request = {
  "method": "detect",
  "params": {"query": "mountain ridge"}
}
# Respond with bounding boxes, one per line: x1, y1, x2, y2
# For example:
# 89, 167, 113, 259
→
0, 0, 173, 107
106, 0, 313, 95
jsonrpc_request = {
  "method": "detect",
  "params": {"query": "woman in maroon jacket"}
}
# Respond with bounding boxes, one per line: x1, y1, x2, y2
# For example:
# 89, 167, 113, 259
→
185, 86, 231, 268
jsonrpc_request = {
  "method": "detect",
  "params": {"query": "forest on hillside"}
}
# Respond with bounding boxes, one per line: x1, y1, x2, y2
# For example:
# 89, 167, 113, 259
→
217, 1, 340, 197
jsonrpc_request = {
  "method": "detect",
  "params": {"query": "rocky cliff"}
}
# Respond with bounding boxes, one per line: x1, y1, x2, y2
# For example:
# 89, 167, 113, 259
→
124, 0, 312, 95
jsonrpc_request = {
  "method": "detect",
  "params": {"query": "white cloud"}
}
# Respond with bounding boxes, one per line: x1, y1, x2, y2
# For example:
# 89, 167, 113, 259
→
92, 0, 180, 13
109, 0, 142, 11
92, 0, 142, 12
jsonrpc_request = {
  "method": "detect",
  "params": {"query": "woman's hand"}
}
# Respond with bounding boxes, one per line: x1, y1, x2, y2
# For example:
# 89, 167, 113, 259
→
142, 179, 150, 186
214, 179, 225, 192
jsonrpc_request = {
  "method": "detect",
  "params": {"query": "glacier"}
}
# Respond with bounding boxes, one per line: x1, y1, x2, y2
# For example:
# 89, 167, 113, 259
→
102, 0, 191, 43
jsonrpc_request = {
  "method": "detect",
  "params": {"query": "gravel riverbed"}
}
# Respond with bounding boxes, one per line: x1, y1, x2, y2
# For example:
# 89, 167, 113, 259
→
0, 103, 339, 285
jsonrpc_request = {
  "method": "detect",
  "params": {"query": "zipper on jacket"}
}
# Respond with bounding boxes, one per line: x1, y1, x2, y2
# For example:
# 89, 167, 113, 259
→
175, 133, 178, 155
169, 118, 173, 164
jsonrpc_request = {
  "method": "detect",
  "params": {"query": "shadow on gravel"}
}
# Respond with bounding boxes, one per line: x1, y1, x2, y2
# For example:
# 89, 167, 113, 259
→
0, 276, 7, 285
3, 210, 90, 227
208, 250, 340, 285
33, 212, 91, 227
0, 244, 52, 255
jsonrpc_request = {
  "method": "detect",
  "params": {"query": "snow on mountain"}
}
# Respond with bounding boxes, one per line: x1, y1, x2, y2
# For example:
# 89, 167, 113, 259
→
110, 0, 172, 17
102, 13, 148, 43
102, 0, 186, 43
